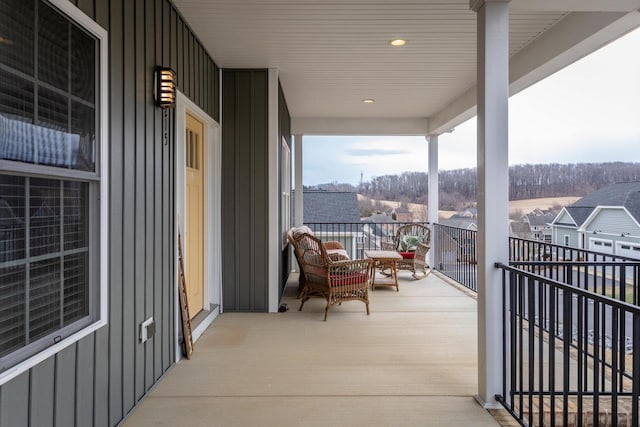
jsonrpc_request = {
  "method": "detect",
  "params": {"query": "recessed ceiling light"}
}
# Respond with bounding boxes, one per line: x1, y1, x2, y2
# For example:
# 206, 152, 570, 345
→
389, 39, 406, 47
362, 99, 375, 104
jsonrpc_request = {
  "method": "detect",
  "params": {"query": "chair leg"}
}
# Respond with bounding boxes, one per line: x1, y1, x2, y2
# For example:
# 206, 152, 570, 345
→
299, 297, 308, 311
323, 303, 330, 321
365, 302, 370, 315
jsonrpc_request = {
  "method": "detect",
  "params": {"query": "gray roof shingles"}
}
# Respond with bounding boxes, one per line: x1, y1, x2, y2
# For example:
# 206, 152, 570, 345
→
295, 191, 361, 223
567, 181, 640, 226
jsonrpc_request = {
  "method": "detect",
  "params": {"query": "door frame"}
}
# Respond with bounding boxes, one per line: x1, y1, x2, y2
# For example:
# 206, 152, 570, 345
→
175, 91, 222, 360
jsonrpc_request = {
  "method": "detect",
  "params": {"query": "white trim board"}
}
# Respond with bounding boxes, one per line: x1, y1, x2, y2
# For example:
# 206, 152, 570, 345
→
174, 91, 222, 361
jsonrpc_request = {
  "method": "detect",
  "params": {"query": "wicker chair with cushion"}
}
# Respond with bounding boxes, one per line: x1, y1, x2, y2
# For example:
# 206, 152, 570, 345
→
381, 224, 432, 279
291, 232, 372, 321
287, 226, 350, 296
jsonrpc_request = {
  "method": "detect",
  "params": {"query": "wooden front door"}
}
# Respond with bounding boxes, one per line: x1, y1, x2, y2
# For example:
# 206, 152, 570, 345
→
185, 113, 204, 318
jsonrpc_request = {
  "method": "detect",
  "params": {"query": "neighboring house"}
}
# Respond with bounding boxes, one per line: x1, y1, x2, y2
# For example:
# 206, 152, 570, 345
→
297, 190, 362, 258
459, 207, 478, 219
392, 205, 414, 222
522, 211, 555, 242
360, 219, 390, 252
551, 182, 640, 258
509, 221, 532, 239
439, 217, 478, 231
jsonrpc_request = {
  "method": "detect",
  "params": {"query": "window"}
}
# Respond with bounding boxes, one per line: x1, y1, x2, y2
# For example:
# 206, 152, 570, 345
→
0, 0, 106, 380
280, 138, 291, 249
563, 235, 570, 246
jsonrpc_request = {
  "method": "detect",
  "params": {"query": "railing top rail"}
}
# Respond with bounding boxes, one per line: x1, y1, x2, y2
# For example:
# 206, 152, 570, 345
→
510, 260, 640, 266
510, 235, 640, 262
496, 262, 640, 314
304, 221, 430, 225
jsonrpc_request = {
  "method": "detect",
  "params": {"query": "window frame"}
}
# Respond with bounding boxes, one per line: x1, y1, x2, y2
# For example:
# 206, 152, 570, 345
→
0, 0, 108, 386
280, 137, 291, 249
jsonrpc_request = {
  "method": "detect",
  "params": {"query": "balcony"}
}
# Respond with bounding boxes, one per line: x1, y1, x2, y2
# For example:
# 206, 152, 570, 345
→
123, 223, 640, 426
123, 270, 500, 426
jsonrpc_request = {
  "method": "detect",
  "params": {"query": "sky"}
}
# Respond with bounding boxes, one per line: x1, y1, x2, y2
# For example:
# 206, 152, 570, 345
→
302, 27, 640, 186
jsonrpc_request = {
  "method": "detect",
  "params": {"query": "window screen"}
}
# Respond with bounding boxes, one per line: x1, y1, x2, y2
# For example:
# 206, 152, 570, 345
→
0, 176, 89, 360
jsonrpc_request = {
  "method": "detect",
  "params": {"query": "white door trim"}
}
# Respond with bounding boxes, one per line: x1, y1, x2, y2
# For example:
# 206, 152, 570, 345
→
175, 92, 222, 361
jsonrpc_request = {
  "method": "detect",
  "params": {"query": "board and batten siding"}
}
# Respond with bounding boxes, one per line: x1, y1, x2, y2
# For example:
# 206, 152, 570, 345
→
0, 1, 219, 426
221, 70, 270, 312
221, 72, 292, 310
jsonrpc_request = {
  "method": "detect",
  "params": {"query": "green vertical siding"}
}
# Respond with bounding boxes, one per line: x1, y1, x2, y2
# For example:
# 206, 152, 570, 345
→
221, 70, 270, 312
0, 0, 220, 426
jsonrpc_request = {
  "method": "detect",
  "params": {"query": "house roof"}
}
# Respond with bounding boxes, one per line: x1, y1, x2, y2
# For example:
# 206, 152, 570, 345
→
297, 190, 361, 224
564, 207, 594, 226
439, 218, 477, 230
510, 221, 531, 234
361, 219, 389, 237
570, 181, 640, 224
525, 213, 554, 227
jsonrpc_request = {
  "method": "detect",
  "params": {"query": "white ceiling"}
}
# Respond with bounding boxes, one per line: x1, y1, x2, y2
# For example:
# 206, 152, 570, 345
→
172, 0, 640, 132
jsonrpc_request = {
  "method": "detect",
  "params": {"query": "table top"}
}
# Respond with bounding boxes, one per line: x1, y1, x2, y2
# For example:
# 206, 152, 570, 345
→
364, 250, 403, 260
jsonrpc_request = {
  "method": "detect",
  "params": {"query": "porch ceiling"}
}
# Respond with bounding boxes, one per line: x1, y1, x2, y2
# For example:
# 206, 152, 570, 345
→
173, 0, 640, 134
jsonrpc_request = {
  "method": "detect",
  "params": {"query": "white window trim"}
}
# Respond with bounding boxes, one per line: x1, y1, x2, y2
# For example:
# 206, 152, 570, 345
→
0, 0, 109, 386
281, 138, 291, 249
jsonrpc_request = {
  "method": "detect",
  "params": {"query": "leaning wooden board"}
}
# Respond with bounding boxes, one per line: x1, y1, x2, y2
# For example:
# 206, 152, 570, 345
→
177, 230, 194, 359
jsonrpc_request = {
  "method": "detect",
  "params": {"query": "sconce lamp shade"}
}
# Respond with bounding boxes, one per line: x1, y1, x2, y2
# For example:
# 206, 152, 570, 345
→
155, 67, 177, 108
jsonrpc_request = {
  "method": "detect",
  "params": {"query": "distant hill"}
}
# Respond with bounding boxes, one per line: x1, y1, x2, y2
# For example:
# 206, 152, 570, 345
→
312, 162, 640, 211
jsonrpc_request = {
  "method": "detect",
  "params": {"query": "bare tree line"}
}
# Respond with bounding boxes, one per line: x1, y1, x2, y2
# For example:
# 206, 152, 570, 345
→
313, 162, 640, 211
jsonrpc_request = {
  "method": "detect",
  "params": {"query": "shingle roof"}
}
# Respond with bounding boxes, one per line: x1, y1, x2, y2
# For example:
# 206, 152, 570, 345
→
510, 221, 531, 233
564, 207, 593, 226
569, 181, 640, 224
296, 190, 361, 223
439, 218, 477, 229
526, 214, 554, 227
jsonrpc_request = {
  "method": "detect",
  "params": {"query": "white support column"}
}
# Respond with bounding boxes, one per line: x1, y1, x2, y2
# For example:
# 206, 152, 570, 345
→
427, 135, 439, 225
427, 135, 439, 269
473, 0, 510, 408
294, 134, 304, 227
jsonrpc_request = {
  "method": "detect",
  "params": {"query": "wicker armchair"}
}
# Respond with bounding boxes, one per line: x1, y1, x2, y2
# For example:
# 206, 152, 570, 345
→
287, 226, 349, 296
291, 232, 372, 321
381, 224, 432, 279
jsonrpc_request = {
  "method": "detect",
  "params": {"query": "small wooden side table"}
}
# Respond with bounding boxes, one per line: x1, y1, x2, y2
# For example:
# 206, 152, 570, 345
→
364, 250, 403, 291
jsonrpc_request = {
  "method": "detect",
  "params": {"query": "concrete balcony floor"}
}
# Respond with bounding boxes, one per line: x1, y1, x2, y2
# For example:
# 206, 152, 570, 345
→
123, 272, 504, 426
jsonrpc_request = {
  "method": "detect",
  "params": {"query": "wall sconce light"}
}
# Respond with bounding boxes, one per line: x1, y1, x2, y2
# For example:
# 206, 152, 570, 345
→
155, 67, 177, 108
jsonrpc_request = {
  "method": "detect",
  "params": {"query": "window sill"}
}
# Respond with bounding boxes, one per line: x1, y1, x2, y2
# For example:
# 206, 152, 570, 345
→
0, 319, 107, 386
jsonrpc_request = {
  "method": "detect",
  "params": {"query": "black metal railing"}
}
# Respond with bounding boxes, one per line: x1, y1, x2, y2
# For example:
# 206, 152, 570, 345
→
496, 263, 640, 427
432, 223, 478, 291
303, 221, 429, 259
509, 236, 640, 264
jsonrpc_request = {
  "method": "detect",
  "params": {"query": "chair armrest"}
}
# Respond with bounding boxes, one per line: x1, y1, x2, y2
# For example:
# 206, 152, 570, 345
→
324, 241, 345, 250
380, 241, 395, 251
